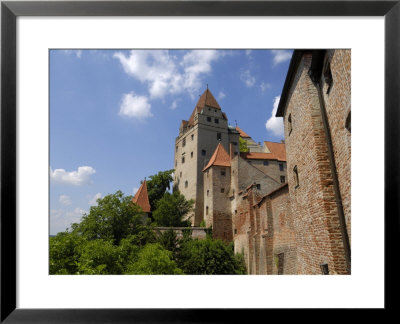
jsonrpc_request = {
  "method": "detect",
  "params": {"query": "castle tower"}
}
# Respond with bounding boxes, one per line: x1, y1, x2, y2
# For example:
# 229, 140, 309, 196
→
203, 143, 233, 241
173, 88, 239, 226
132, 179, 151, 217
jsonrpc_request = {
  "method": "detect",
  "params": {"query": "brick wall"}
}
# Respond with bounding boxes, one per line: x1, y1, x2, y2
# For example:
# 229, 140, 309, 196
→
282, 51, 349, 274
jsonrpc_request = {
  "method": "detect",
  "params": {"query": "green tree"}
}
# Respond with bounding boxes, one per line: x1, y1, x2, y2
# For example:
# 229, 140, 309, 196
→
76, 239, 122, 274
239, 137, 249, 153
49, 231, 86, 274
178, 238, 247, 274
146, 169, 174, 211
152, 191, 194, 227
72, 191, 150, 245
125, 243, 183, 275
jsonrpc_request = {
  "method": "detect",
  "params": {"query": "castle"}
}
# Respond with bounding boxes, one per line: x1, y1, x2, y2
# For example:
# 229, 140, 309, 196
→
134, 49, 351, 275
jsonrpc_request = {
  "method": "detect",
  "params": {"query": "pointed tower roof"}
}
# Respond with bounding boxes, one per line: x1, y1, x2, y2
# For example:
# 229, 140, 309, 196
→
188, 88, 221, 125
203, 143, 231, 172
132, 179, 151, 213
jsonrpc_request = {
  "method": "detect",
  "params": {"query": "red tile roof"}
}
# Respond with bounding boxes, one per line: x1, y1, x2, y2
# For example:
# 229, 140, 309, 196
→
188, 89, 221, 126
235, 126, 251, 138
132, 179, 151, 213
264, 141, 286, 161
203, 143, 231, 171
240, 151, 286, 162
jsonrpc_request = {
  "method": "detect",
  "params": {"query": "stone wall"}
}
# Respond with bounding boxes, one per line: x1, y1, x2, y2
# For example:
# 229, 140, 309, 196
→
322, 49, 352, 244
154, 227, 208, 240
282, 51, 348, 274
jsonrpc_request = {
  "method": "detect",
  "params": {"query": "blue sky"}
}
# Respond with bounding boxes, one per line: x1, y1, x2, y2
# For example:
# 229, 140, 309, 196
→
49, 49, 292, 234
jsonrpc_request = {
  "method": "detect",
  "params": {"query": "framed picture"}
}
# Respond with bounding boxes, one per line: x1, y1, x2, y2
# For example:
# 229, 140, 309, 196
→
1, 0, 398, 321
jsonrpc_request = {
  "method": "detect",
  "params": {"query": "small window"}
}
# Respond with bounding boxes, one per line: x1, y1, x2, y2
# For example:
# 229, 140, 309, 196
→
234, 229, 237, 235
256, 184, 261, 190
182, 157, 185, 164
320, 263, 329, 275
279, 163, 284, 171
232, 142, 237, 146
221, 169, 226, 176
182, 137, 186, 147
176, 146, 178, 152
288, 114, 293, 136
324, 59, 333, 94
280, 176, 285, 183
221, 188, 225, 193
202, 150, 206, 156
234, 152, 238, 156
293, 165, 299, 188
180, 172, 182, 178
185, 180, 188, 188
263, 160, 269, 166
206, 206, 209, 215
191, 134, 194, 141
207, 117, 211, 122
191, 152, 193, 158
214, 118, 219, 124
207, 190, 209, 197
235, 210, 237, 214
345, 111, 351, 132
217, 133, 221, 141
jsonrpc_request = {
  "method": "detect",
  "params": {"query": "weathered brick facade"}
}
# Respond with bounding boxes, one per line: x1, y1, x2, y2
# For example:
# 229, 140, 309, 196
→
276, 49, 351, 275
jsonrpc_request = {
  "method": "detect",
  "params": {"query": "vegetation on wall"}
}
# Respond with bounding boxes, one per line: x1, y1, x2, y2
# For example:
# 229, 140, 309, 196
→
239, 137, 249, 153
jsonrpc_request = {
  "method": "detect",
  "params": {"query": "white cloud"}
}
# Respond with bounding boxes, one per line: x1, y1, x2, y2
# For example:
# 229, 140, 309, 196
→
119, 92, 153, 119
88, 193, 102, 206
240, 70, 256, 87
50, 166, 96, 186
113, 50, 221, 100
218, 91, 226, 100
62, 49, 82, 59
59, 195, 72, 206
50, 207, 87, 234
265, 96, 284, 136
260, 82, 271, 92
271, 50, 292, 65
170, 99, 179, 110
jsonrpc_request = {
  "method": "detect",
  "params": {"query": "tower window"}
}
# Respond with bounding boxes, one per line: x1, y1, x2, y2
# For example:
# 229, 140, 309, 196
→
207, 117, 211, 122
176, 146, 178, 152
232, 142, 237, 146
279, 163, 284, 171
180, 172, 182, 178
235, 210, 237, 214
191, 152, 193, 158
256, 184, 261, 190
185, 180, 188, 188
221, 188, 225, 193
280, 176, 285, 183
206, 206, 209, 215
263, 161, 269, 166
202, 150, 206, 156
221, 169, 226, 176
288, 114, 293, 136
293, 165, 299, 188
182, 157, 185, 164
217, 133, 221, 141
207, 190, 209, 197
191, 134, 194, 141
234, 229, 237, 235
214, 118, 219, 124
182, 137, 186, 147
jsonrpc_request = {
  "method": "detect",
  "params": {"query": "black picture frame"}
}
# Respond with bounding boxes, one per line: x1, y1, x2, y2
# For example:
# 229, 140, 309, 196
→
1, 0, 398, 322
